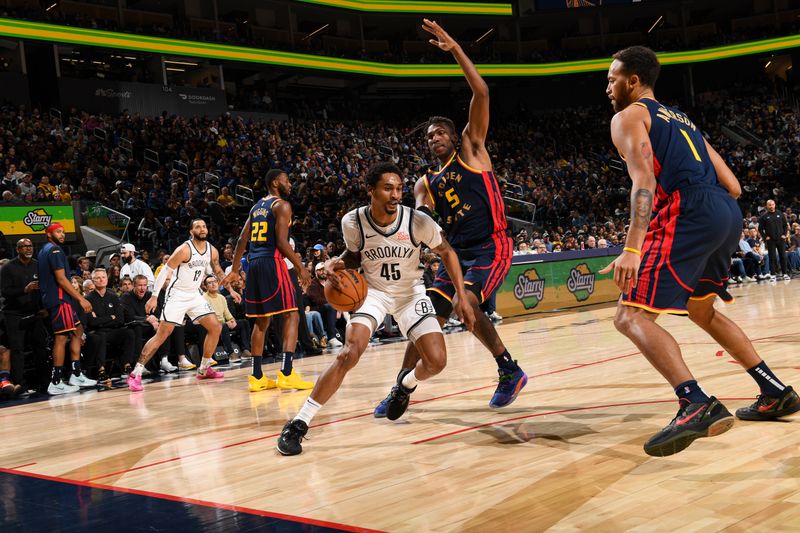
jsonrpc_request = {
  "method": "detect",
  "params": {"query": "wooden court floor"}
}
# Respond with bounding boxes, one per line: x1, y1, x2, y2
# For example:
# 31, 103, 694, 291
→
2, 280, 800, 531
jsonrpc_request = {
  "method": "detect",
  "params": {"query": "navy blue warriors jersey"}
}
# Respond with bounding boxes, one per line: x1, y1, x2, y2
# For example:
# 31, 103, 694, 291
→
633, 98, 725, 209
622, 98, 742, 315
423, 152, 508, 250
247, 196, 284, 260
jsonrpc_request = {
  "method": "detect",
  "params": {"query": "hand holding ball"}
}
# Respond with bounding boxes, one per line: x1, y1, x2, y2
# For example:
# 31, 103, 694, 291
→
324, 269, 368, 312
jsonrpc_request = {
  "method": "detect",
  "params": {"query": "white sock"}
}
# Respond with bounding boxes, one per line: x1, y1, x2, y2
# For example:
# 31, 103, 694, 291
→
295, 398, 322, 425
401, 369, 418, 390
199, 357, 213, 372
132, 362, 145, 378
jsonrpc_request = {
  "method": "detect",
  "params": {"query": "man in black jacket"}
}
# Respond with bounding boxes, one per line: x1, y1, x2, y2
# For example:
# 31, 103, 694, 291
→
759, 199, 791, 280
0, 238, 48, 393
85, 268, 134, 381
121, 274, 180, 373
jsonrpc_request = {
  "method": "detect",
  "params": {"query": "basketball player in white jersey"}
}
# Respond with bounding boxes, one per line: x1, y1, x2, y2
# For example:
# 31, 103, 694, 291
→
277, 162, 476, 455
127, 218, 239, 391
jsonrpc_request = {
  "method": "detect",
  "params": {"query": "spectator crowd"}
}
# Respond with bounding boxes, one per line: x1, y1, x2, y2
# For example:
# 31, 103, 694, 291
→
0, 79, 798, 398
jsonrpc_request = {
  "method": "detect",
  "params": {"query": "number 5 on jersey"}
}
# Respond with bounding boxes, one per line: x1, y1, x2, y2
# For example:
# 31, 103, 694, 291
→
251, 221, 269, 242
445, 188, 460, 208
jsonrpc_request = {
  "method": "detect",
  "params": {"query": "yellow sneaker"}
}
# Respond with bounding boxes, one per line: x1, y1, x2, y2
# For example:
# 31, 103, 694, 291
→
248, 374, 277, 392
277, 369, 314, 390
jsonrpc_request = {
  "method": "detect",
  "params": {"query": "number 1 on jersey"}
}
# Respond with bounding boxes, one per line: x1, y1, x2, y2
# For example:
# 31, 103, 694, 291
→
679, 129, 702, 162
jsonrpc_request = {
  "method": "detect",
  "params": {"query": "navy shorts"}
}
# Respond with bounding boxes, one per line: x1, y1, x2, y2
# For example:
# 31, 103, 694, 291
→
623, 186, 741, 315
49, 302, 81, 334
429, 232, 512, 314
245, 256, 297, 317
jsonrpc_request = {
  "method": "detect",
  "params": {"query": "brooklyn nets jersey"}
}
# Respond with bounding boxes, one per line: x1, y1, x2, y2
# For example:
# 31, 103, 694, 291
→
167, 240, 212, 295
342, 205, 443, 296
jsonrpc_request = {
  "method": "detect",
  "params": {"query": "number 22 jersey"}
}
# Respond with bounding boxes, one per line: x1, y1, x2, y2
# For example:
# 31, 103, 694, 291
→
247, 195, 283, 261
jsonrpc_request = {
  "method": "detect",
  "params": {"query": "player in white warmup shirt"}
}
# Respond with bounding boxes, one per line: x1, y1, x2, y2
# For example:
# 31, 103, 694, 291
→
277, 161, 476, 456
126, 218, 240, 392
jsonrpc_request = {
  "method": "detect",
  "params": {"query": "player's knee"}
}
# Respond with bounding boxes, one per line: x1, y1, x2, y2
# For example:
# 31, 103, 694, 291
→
613, 307, 637, 336
335, 346, 361, 371
688, 302, 715, 328
424, 352, 446, 375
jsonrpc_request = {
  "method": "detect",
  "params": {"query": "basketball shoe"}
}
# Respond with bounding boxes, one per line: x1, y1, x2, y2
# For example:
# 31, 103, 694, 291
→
178, 357, 196, 370
373, 397, 389, 418
489, 367, 528, 408
0, 379, 22, 398
48, 380, 79, 395
69, 372, 97, 388
374, 368, 411, 417
196, 367, 224, 380
277, 419, 309, 456
385, 369, 416, 421
277, 369, 313, 390
127, 374, 143, 392
249, 374, 277, 392
643, 397, 734, 457
735, 386, 800, 421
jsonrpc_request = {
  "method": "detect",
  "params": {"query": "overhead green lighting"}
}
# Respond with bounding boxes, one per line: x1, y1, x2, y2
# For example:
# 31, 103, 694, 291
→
293, 0, 513, 15
0, 18, 797, 77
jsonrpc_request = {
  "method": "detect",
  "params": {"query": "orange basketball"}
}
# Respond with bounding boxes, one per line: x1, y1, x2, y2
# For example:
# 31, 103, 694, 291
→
324, 269, 368, 312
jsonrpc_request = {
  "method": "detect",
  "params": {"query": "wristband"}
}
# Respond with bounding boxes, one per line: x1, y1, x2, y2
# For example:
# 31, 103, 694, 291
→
623, 247, 641, 256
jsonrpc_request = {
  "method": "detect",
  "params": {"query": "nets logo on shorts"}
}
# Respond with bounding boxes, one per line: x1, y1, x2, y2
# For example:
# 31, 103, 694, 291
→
23, 208, 52, 232
567, 263, 596, 302
513, 268, 545, 310
414, 299, 433, 316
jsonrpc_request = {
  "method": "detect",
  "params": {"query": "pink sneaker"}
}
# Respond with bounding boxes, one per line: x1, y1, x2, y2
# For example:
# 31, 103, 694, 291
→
197, 367, 224, 380
127, 374, 143, 392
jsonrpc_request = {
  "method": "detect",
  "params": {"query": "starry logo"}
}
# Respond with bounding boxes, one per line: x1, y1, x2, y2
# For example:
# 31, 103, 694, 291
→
567, 263, 596, 302
513, 268, 545, 310
23, 208, 53, 232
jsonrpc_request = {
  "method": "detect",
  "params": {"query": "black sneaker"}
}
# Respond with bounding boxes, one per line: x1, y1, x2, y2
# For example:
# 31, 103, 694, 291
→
643, 397, 734, 457
97, 368, 110, 384
735, 386, 800, 421
276, 419, 309, 456
385, 369, 416, 421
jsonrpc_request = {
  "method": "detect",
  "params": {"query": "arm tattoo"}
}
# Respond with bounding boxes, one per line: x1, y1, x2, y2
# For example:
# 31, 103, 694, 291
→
640, 142, 652, 163
631, 188, 653, 231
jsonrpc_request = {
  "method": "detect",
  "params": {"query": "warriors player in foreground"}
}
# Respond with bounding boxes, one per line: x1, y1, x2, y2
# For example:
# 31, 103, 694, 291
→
374, 19, 526, 416
225, 169, 314, 392
277, 162, 476, 455
600, 46, 799, 456
127, 219, 235, 391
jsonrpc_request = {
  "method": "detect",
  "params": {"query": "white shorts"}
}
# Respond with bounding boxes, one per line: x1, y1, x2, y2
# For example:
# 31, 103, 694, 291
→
350, 285, 441, 343
161, 289, 215, 325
